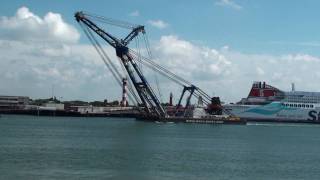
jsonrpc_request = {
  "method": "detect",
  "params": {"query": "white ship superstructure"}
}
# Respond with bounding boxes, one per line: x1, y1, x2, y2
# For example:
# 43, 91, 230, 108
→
224, 82, 320, 122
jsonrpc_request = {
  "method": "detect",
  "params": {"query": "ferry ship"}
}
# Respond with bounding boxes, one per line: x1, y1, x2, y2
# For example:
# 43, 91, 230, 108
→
224, 82, 320, 122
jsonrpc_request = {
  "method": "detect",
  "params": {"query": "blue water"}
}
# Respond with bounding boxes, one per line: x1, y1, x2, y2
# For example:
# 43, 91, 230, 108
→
1, 115, 320, 179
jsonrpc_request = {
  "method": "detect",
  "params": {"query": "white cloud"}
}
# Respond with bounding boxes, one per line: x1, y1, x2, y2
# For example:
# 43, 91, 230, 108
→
215, 0, 242, 10
218, 51, 320, 102
153, 35, 231, 80
0, 6, 80, 43
2, 7, 320, 105
256, 67, 265, 75
147, 36, 320, 103
281, 54, 320, 62
0, 7, 121, 101
148, 20, 168, 29
0, 39, 121, 101
129, 10, 140, 17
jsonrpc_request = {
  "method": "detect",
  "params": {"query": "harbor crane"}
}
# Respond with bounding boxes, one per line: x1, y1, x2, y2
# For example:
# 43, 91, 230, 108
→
75, 11, 228, 121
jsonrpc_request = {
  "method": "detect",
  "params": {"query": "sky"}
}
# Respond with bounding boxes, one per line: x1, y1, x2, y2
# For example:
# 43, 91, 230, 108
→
1, 0, 320, 103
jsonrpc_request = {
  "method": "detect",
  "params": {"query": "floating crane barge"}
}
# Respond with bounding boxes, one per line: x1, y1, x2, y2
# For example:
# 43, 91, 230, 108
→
75, 11, 246, 125
137, 115, 245, 124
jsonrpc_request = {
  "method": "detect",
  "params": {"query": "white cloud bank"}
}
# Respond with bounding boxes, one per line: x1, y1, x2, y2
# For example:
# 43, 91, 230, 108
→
153, 35, 231, 80
1, 7, 320, 103
0, 7, 80, 43
0, 7, 120, 101
152, 35, 320, 102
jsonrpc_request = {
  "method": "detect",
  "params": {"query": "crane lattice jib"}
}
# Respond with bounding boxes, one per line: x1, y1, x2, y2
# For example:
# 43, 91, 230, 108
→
75, 11, 166, 117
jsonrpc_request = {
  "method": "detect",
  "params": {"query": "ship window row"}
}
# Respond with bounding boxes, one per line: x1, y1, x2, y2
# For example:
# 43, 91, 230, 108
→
285, 98, 320, 103
283, 103, 314, 108
287, 97, 320, 101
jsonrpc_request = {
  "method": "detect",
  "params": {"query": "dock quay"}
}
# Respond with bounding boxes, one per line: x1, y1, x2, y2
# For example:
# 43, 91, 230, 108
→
0, 109, 139, 118
0, 108, 140, 118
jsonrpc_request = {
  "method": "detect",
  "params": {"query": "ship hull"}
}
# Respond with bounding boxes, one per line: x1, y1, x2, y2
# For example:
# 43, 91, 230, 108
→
224, 102, 320, 123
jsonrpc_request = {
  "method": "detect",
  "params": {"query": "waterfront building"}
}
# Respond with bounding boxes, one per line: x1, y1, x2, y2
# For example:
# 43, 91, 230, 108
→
0, 95, 30, 110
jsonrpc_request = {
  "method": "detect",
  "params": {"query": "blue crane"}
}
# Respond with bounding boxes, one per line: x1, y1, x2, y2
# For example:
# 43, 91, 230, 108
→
74, 11, 229, 120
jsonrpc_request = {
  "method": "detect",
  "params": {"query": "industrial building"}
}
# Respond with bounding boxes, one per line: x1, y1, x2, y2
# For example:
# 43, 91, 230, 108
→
0, 95, 30, 110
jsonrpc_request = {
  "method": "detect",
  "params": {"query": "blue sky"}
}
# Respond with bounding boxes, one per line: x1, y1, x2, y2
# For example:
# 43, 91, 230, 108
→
1, 0, 320, 103
3, 0, 320, 55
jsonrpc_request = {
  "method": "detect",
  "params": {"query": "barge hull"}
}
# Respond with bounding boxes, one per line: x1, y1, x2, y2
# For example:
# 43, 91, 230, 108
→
136, 116, 246, 125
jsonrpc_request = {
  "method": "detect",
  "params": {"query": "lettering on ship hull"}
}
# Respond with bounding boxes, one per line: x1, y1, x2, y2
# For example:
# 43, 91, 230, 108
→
308, 110, 320, 121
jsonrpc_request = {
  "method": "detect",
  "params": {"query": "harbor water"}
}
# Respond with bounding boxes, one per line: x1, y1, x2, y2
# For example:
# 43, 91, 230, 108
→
1, 115, 320, 179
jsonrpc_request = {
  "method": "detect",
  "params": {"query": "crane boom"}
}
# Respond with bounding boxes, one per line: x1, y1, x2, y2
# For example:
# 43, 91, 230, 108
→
75, 11, 166, 118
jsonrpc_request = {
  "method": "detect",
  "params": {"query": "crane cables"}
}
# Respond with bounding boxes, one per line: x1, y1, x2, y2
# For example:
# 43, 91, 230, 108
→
79, 22, 141, 105
128, 49, 212, 105
140, 33, 164, 104
79, 12, 213, 106
82, 11, 138, 30
80, 12, 190, 90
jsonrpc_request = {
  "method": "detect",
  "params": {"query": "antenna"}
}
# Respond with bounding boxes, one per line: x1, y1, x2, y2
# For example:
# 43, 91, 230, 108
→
291, 83, 295, 92
51, 84, 55, 99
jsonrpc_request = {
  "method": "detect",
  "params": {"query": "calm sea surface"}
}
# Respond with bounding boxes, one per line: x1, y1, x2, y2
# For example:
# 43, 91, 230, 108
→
1, 115, 320, 180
